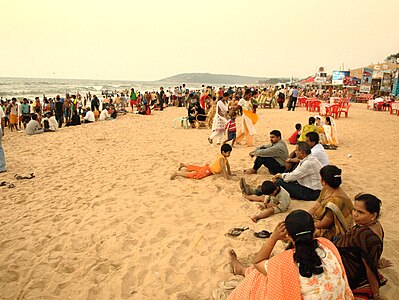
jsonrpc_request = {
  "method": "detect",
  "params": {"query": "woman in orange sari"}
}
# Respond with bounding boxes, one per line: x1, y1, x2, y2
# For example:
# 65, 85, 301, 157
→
235, 89, 258, 147
227, 210, 353, 300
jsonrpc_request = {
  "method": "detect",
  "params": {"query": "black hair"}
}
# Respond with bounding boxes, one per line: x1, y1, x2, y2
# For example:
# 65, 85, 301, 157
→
269, 130, 281, 138
306, 131, 319, 144
325, 116, 331, 125
221, 143, 232, 153
320, 165, 342, 189
354, 193, 382, 218
285, 210, 323, 278
244, 89, 252, 96
261, 181, 277, 195
295, 123, 301, 130
308, 117, 316, 125
31, 114, 38, 120
297, 141, 311, 155
223, 92, 229, 98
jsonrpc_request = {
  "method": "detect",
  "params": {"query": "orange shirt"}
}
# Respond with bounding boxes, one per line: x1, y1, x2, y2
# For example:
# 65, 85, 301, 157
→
209, 154, 227, 174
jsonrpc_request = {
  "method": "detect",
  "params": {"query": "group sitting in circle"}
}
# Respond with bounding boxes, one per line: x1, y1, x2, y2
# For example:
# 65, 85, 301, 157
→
219, 128, 390, 300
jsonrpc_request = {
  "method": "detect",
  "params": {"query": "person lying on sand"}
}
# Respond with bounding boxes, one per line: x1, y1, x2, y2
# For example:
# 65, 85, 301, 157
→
241, 180, 290, 222
171, 144, 234, 180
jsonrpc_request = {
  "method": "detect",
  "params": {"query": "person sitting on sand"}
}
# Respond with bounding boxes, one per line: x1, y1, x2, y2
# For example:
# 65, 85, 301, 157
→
99, 107, 111, 121
65, 111, 81, 126
243, 180, 290, 223
171, 144, 234, 180
25, 114, 44, 135
285, 131, 329, 172
244, 130, 289, 175
298, 116, 319, 142
308, 165, 354, 240
226, 210, 353, 299
288, 123, 301, 145
271, 142, 322, 201
42, 112, 58, 132
321, 116, 338, 149
83, 107, 95, 123
334, 193, 389, 300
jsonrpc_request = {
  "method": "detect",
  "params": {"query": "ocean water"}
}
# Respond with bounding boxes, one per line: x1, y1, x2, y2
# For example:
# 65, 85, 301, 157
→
0, 77, 205, 100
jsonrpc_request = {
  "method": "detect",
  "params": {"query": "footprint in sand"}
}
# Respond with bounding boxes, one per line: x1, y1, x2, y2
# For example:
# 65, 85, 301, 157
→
122, 239, 138, 252
134, 216, 146, 225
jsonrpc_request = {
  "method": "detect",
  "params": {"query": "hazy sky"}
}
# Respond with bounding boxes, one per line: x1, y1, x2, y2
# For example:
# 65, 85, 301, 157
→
1, 0, 398, 81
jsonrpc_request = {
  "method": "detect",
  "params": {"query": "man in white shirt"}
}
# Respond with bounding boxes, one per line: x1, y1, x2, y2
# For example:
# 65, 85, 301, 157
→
286, 132, 329, 170
42, 112, 58, 132
25, 114, 44, 135
99, 108, 110, 121
0, 105, 6, 172
273, 141, 322, 201
83, 108, 95, 123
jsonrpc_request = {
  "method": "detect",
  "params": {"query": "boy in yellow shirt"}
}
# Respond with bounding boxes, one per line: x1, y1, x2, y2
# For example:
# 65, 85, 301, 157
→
170, 144, 233, 180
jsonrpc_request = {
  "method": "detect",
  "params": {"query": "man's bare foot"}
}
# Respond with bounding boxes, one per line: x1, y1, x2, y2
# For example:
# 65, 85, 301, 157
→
244, 168, 257, 175
170, 172, 177, 180
228, 250, 246, 276
250, 215, 258, 223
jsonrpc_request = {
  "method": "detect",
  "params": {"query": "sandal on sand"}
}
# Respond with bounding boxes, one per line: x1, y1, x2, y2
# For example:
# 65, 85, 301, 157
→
254, 230, 271, 239
7, 183, 15, 189
0, 181, 7, 187
208, 138, 213, 144
227, 227, 249, 237
217, 278, 241, 290
15, 173, 35, 180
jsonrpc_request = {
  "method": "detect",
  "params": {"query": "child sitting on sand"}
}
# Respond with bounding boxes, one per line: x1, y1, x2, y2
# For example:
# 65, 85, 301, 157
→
243, 180, 290, 222
171, 144, 234, 180
288, 123, 301, 145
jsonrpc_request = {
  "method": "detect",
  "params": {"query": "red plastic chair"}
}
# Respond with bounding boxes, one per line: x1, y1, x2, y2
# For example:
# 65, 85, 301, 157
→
326, 104, 340, 119
338, 103, 351, 118
311, 100, 321, 113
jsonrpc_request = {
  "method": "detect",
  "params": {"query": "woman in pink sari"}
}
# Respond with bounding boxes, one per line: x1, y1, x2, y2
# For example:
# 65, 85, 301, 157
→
227, 210, 353, 300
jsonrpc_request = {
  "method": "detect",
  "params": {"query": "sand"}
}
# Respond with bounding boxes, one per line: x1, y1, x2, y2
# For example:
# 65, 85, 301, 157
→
0, 103, 398, 299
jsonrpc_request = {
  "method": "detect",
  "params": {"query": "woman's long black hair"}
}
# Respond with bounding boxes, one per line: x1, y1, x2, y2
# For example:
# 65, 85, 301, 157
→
285, 210, 324, 278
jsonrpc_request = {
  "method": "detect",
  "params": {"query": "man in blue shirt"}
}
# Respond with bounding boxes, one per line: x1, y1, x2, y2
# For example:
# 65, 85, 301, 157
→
288, 86, 299, 111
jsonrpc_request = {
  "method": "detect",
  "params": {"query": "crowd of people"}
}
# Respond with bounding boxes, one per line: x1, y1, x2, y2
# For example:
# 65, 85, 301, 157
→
0, 83, 392, 299
207, 128, 388, 299
162, 86, 390, 299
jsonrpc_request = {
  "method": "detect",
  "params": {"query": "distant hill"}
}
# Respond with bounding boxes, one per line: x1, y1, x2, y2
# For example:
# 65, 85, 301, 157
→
157, 73, 268, 85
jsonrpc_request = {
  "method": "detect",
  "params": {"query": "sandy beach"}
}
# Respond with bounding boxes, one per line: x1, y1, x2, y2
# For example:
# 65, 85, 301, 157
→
1, 103, 398, 299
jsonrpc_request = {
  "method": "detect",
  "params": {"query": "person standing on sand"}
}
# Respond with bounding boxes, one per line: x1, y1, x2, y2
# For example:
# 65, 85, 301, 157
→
7, 98, 19, 131
54, 96, 64, 128
130, 88, 137, 112
20, 98, 31, 129
0, 104, 6, 173
208, 93, 229, 145
235, 89, 258, 147
159, 87, 165, 111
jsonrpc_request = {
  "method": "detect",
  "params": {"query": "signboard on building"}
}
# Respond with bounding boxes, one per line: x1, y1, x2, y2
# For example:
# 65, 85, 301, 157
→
332, 71, 350, 85
359, 84, 371, 93
360, 68, 373, 93
314, 72, 327, 83
392, 78, 399, 96
380, 71, 392, 93
361, 68, 373, 84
